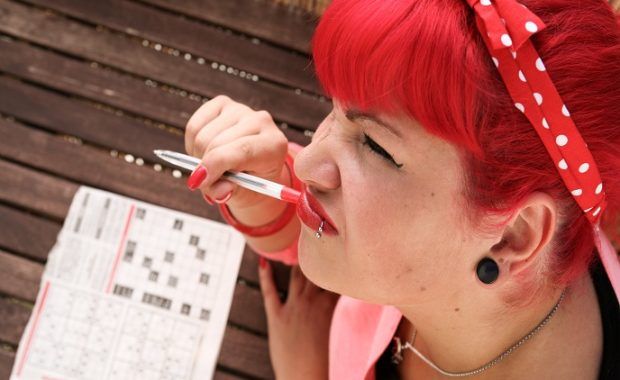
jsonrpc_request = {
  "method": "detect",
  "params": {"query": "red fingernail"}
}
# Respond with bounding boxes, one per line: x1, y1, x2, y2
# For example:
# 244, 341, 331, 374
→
202, 194, 214, 205
214, 192, 232, 204
259, 256, 267, 269
187, 166, 207, 190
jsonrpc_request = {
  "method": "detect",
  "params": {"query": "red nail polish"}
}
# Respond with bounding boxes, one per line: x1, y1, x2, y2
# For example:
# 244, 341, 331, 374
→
214, 192, 232, 204
259, 256, 267, 269
203, 194, 214, 205
187, 166, 207, 190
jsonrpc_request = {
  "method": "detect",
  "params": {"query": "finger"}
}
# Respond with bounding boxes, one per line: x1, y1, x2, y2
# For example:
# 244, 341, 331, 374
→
288, 265, 306, 297
192, 109, 242, 157
258, 257, 282, 317
301, 273, 322, 297
200, 178, 238, 203
200, 132, 287, 188
185, 95, 229, 155
205, 116, 262, 154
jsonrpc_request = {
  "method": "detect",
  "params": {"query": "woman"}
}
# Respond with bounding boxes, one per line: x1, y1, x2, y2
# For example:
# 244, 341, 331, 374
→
184, 0, 619, 378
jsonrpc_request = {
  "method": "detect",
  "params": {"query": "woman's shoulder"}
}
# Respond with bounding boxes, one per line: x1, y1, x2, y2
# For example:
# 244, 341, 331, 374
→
590, 260, 619, 380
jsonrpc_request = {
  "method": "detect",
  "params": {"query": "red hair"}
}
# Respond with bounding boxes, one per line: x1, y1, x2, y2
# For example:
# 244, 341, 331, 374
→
311, 0, 620, 292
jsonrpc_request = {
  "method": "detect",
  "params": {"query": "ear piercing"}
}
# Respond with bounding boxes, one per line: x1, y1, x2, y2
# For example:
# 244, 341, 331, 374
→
476, 257, 500, 284
315, 220, 324, 239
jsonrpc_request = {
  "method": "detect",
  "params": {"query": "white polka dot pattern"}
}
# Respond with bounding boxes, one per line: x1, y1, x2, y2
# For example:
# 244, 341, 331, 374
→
558, 159, 568, 170
555, 135, 568, 147
466, 0, 606, 226
525, 21, 538, 33
514, 103, 524, 113
501, 34, 512, 47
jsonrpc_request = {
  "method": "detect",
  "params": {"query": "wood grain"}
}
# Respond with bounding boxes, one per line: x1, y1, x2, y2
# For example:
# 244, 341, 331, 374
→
0, 0, 330, 130
0, 159, 75, 221
21, 0, 321, 94
137, 0, 317, 53
0, 250, 43, 301
0, 38, 311, 147
0, 204, 60, 262
0, 348, 15, 380
0, 75, 185, 163
0, 297, 31, 346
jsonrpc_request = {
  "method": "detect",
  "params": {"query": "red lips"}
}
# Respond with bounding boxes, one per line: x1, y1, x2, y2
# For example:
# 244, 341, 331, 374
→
296, 188, 338, 236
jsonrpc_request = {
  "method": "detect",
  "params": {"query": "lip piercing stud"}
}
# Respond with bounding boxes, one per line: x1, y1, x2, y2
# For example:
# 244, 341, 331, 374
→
315, 220, 324, 239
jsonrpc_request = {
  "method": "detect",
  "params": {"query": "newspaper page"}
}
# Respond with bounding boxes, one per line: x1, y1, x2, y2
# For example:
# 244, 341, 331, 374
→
10, 186, 246, 380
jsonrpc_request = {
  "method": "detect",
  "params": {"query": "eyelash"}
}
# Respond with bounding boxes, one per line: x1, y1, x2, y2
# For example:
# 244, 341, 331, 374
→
362, 133, 403, 168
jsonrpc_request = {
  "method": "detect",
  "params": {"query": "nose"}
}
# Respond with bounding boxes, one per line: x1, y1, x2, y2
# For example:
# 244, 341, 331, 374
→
293, 115, 341, 193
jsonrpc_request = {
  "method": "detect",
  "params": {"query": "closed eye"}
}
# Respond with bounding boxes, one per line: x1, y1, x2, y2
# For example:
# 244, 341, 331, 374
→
362, 133, 403, 168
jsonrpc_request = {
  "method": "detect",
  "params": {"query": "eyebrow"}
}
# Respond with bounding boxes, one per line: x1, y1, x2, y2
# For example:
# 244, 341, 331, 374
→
345, 109, 402, 139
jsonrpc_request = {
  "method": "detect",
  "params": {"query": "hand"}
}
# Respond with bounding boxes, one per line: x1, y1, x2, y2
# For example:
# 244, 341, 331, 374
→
184, 95, 289, 209
258, 258, 340, 380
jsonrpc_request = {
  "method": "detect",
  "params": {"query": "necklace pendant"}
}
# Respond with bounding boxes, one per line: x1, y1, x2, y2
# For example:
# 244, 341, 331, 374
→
391, 337, 404, 365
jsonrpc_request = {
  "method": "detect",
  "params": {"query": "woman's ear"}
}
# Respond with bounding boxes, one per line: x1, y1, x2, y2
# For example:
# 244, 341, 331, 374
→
491, 192, 558, 277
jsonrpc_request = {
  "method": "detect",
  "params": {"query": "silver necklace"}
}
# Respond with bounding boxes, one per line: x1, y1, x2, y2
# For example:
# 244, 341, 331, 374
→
391, 288, 566, 377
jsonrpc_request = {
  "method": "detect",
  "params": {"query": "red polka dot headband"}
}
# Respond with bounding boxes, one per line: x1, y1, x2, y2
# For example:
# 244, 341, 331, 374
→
466, 0, 620, 301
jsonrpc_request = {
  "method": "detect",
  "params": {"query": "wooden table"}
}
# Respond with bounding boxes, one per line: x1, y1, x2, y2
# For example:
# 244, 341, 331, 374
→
0, 1, 330, 378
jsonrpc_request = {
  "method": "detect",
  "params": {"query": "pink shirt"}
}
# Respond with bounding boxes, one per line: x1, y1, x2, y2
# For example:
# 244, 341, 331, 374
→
252, 142, 403, 380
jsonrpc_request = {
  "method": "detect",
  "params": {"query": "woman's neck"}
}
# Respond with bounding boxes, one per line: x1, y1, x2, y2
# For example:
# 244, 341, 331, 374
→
395, 273, 602, 379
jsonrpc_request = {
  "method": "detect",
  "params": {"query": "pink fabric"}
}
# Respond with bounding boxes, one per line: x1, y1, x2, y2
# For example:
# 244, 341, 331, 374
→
593, 226, 620, 301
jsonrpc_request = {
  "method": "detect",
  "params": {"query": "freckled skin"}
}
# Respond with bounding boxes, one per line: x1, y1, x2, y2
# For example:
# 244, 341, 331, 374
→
294, 101, 487, 308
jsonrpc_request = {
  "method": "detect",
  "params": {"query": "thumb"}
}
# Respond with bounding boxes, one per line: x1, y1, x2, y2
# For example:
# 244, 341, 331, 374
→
258, 256, 282, 318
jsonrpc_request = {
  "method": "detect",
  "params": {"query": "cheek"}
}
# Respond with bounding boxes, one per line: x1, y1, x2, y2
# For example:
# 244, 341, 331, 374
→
343, 179, 469, 298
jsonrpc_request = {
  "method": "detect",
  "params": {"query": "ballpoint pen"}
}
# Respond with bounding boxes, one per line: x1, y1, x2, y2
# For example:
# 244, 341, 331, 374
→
154, 150, 301, 204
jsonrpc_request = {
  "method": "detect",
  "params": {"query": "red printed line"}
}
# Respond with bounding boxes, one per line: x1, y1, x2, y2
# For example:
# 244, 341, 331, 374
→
105, 204, 136, 293
16, 281, 51, 377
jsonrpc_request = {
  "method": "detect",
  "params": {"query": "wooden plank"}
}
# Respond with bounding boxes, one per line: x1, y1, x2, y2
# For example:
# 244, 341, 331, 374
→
138, 0, 316, 54
21, 0, 321, 94
212, 370, 247, 380
0, 159, 75, 221
0, 115, 216, 234
0, 0, 330, 130
0, 296, 273, 378
0, 37, 200, 131
0, 348, 15, 380
218, 327, 273, 378
0, 75, 185, 164
0, 38, 311, 147
0, 250, 42, 301
0, 297, 31, 346
0, 204, 60, 262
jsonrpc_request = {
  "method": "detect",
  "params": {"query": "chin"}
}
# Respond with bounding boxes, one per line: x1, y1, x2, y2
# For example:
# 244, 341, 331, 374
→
297, 236, 340, 293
